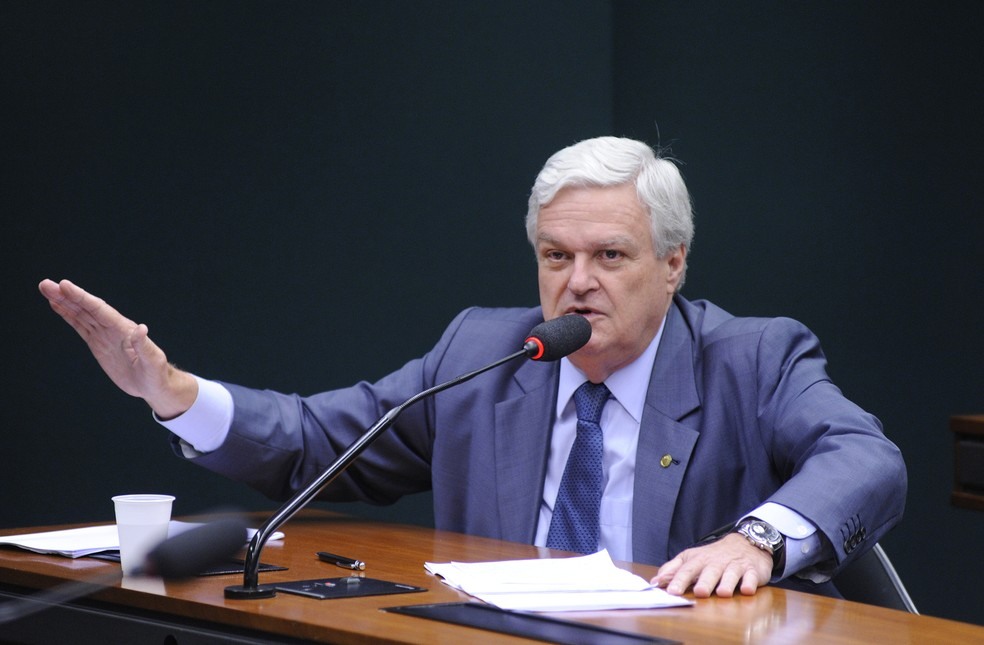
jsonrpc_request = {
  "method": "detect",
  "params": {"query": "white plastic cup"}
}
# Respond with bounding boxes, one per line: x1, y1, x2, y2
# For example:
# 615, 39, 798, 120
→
112, 494, 175, 576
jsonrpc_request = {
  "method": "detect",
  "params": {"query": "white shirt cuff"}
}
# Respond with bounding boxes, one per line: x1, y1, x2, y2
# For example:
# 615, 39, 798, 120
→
154, 376, 233, 454
746, 502, 822, 580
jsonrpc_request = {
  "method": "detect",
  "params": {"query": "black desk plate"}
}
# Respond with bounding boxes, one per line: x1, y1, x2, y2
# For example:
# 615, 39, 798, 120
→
88, 552, 287, 576
276, 576, 426, 600
383, 602, 679, 644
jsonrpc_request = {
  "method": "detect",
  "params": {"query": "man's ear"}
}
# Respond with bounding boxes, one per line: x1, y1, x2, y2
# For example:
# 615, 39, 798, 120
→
666, 244, 687, 291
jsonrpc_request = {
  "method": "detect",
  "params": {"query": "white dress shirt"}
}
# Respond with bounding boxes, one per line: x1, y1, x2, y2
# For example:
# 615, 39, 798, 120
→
533, 321, 665, 562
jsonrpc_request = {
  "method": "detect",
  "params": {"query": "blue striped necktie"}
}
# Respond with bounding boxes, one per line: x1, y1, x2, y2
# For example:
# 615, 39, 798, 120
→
546, 381, 610, 554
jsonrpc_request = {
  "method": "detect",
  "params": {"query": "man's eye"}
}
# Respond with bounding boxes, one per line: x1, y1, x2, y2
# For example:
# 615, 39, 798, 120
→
545, 251, 567, 261
602, 250, 622, 260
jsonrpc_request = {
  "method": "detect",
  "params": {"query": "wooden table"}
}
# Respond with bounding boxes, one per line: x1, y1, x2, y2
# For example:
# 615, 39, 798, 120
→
2, 510, 982, 643
952, 414, 984, 510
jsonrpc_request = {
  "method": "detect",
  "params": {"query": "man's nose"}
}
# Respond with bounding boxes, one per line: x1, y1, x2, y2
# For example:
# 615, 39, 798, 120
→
567, 257, 598, 294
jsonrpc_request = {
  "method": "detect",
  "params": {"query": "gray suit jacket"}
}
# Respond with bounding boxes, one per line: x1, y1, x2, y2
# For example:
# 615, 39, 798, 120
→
182, 296, 906, 593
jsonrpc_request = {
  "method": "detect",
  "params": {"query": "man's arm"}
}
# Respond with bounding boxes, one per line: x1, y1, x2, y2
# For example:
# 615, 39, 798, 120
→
652, 503, 828, 597
38, 278, 197, 419
653, 316, 905, 597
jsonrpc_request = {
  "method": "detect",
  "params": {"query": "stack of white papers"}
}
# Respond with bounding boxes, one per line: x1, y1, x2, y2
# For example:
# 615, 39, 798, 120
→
425, 549, 693, 612
0, 521, 283, 558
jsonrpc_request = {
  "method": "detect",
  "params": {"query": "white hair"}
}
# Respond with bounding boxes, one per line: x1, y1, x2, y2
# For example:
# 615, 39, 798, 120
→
526, 136, 695, 289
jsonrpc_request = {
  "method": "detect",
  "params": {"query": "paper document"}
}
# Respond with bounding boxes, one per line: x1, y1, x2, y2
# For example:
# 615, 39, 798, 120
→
425, 549, 693, 612
0, 521, 283, 559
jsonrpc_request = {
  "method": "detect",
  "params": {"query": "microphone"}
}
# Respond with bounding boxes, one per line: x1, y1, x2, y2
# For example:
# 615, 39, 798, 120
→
132, 517, 247, 578
0, 518, 249, 626
524, 315, 592, 361
225, 315, 591, 599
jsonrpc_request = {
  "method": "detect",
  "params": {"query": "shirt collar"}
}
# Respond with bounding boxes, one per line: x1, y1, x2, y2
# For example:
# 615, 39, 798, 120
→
556, 317, 666, 424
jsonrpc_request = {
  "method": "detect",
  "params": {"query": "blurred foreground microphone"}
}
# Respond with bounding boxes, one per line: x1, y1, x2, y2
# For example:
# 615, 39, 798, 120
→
226, 315, 591, 599
132, 517, 247, 578
0, 518, 248, 626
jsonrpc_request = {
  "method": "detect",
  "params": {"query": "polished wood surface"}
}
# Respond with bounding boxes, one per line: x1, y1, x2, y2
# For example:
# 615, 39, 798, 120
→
2, 510, 983, 643
951, 414, 984, 510
951, 415, 984, 436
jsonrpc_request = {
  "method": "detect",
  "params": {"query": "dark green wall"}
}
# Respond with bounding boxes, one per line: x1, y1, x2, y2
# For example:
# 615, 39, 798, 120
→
612, 1, 983, 625
4, 0, 612, 528
3, 0, 981, 627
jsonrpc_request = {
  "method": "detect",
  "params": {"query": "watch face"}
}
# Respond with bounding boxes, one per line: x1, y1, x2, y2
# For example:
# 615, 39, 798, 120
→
751, 522, 780, 543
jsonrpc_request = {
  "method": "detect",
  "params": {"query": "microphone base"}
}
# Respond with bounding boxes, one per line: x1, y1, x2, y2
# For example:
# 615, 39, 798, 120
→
224, 584, 278, 599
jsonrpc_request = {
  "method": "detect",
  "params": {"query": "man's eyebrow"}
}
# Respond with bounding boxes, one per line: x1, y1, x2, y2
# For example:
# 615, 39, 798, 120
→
536, 233, 637, 248
596, 235, 636, 248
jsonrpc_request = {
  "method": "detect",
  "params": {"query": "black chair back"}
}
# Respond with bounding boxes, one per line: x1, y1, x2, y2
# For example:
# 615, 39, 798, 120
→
834, 543, 918, 613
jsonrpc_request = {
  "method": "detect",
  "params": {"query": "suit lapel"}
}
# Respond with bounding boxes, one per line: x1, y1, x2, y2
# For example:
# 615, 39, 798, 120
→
633, 302, 702, 565
493, 360, 559, 543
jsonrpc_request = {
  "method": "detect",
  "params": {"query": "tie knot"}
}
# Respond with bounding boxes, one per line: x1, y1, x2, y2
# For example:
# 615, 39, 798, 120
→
573, 381, 610, 424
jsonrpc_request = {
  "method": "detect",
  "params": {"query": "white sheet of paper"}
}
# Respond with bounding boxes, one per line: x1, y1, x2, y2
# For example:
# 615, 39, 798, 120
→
425, 549, 693, 612
0, 521, 283, 558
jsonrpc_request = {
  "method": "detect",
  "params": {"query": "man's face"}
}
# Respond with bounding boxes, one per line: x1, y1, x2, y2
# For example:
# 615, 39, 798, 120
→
535, 183, 686, 381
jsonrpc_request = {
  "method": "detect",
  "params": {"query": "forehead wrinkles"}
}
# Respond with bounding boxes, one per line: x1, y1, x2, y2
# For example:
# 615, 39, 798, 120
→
536, 184, 654, 251
536, 209, 651, 252
539, 194, 644, 220
539, 182, 647, 221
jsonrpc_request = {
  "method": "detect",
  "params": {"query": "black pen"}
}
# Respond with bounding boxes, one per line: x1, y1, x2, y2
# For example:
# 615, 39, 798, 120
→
317, 551, 366, 571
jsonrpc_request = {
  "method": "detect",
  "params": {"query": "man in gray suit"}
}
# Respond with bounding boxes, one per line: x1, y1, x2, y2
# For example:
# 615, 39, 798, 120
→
39, 136, 906, 599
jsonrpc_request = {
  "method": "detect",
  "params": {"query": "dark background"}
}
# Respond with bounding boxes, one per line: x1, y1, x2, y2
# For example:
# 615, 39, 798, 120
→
3, 0, 981, 625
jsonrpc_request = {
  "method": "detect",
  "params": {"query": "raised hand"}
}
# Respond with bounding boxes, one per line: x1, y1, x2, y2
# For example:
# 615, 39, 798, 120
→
38, 279, 197, 419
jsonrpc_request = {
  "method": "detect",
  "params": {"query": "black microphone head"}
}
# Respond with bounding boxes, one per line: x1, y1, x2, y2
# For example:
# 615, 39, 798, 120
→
138, 518, 248, 579
523, 315, 592, 361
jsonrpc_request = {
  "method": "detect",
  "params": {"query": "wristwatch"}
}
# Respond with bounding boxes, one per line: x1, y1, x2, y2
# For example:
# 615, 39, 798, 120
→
734, 518, 785, 577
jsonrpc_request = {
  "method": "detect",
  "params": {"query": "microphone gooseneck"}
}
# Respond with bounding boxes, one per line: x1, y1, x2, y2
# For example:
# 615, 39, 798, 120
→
224, 315, 591, 599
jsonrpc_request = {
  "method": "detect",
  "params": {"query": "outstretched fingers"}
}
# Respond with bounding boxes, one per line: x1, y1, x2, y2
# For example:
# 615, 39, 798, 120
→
40, 279, 139, 344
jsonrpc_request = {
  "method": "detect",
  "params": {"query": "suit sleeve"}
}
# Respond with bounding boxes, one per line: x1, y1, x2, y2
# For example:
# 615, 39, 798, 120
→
170, 308, 478, 504
754, 317, 907, 576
